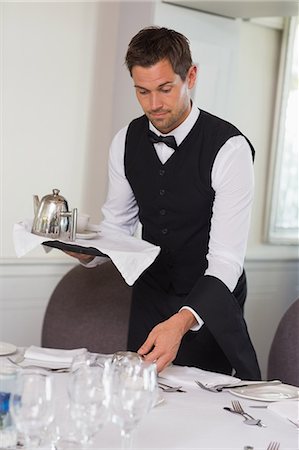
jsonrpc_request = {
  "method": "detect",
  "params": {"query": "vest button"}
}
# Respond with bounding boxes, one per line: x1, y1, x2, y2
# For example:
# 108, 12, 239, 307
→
159, 189, 165, 196
159, 209, 166, 216
161, 228, 168, 235
159, 169, 165, 176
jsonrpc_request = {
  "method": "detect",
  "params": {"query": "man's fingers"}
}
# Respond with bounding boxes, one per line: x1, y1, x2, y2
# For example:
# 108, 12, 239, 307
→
143, 348, 172, 373
137, 335, 155, 356
155, 355, 171, 373
64, 251, 94, 264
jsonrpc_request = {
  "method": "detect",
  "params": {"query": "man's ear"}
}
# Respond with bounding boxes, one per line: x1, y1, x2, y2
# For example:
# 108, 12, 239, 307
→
187, 65, 197, 89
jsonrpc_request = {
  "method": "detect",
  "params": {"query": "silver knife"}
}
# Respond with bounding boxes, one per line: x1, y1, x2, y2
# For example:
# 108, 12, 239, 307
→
219, 380, 281, 391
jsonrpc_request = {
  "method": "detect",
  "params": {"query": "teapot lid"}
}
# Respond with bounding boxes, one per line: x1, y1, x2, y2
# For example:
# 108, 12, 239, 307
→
42, 188, 68, 205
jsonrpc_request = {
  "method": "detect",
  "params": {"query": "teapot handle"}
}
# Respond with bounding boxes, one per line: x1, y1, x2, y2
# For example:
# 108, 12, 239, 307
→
60, 208, 77, 241
70, 208, 78, 241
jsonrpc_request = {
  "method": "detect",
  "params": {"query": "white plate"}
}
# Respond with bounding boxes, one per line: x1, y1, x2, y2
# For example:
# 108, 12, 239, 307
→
229, 383, 299, 402
76, 231, 99, 240
0, 342, 17, 356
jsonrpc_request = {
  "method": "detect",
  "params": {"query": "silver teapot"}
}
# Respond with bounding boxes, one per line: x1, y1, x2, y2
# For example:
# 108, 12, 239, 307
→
32, 188, 77, 241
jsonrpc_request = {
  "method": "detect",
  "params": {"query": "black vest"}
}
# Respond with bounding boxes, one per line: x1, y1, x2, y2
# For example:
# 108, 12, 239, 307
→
124, 110, 254, 294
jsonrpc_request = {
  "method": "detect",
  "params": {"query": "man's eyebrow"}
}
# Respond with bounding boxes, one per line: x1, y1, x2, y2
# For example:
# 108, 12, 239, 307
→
134, 81, 173, 90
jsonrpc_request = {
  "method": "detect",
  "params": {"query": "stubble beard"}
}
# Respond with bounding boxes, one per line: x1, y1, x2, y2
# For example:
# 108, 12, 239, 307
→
147, 103, 189, 134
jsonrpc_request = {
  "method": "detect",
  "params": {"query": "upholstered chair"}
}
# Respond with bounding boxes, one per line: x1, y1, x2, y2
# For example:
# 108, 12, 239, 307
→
42, 261, 132, 354
267, 298, 299, 387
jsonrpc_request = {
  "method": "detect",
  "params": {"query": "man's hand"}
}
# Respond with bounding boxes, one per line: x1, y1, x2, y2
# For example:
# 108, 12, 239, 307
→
137, 309, 197, 373
64, 251, 95, 265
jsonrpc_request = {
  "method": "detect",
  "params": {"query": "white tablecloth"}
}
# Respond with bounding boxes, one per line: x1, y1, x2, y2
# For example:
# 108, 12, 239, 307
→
51, 368, 297, 450
2, 352, 297, 450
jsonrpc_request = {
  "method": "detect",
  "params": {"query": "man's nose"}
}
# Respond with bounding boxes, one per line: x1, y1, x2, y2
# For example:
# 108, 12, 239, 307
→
150, 93, 163, 110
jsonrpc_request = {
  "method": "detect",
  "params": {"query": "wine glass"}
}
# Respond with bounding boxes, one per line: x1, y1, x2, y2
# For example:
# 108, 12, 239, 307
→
71, 350, 111, 371
67, 355, 112, 447
9, 368, 55, 449
111, 351, 143, 365
111, 358, 158, 449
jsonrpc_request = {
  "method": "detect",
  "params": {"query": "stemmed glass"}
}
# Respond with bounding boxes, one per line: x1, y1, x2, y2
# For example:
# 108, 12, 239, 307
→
66, 352, 112, 447
111, 351, 143, 365
9, 368, 55, 449
110, 356, 158, 449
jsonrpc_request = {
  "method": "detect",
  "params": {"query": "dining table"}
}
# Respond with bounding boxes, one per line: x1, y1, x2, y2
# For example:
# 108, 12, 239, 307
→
53, 373, 298, 450
1, 349, 298, 450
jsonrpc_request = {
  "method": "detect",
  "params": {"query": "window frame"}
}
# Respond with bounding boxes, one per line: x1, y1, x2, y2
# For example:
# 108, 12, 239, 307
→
264, 16, 298, 245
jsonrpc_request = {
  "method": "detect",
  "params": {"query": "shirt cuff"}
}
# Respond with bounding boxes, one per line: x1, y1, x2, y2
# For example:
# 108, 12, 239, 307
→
179, 306, 204, 331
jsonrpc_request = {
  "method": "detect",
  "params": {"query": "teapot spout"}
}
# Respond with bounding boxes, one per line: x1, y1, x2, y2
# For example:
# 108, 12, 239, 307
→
33, 195, 40, 216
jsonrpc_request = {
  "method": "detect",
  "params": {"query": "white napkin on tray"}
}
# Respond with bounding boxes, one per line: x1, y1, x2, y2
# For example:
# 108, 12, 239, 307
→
13, 220, 160, 286
268, 399, 299, 425
21, 345, 87, 369
159, 364, 240, 389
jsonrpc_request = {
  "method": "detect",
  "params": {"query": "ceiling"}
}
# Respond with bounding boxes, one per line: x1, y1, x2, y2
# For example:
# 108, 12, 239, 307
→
164, 1, 299, 18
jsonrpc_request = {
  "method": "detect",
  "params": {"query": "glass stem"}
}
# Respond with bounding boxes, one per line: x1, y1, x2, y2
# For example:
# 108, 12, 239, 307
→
25, 434, 41, 448
121, 429, 133, 449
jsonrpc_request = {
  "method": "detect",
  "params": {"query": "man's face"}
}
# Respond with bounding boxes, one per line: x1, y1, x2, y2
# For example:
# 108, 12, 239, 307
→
131, 59, 197, 134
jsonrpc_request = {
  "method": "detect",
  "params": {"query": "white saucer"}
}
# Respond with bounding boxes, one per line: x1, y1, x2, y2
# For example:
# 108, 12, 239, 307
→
86, 224, 101, 232
0, 341, 17, 356
76, 231, 99, 240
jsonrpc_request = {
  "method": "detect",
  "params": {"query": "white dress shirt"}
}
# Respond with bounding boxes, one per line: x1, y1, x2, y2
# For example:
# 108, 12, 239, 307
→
96, 103, 254, 330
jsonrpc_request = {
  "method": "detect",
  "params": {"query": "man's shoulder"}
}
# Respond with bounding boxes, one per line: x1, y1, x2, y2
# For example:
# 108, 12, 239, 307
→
125, 115, 149, 141
200, 109, 240, 134
113, 115, 147, 142
128, 114, 148, 129
199, 109, 254, 160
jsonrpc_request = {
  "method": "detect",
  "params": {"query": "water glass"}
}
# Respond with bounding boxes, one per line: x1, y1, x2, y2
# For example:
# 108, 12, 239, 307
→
111, 358, 158, 449
9, 368, 55, 448
67, 354, 112, 446
0, 365, 18, 449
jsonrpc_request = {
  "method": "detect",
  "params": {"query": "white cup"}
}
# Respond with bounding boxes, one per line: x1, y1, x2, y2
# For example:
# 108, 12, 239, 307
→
76, 213, 90, 233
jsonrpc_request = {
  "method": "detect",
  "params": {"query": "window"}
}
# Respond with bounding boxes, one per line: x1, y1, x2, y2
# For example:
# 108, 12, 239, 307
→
266, 17, 299, 245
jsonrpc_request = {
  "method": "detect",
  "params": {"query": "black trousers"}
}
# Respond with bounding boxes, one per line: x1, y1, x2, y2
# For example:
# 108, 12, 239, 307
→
127, 272, 247, 375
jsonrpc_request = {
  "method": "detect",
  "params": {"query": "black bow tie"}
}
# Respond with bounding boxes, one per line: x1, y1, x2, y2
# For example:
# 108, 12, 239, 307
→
148, 130, 178, 151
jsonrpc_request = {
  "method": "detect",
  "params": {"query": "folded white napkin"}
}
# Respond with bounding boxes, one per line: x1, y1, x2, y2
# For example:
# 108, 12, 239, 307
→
22, 345, 86, 368
159, 364, 240, 388
268, 399, 299, 424
13, 220, 161, 285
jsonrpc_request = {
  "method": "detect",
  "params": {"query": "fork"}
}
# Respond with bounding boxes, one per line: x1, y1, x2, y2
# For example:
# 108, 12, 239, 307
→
195, 379, 234, 392
158, 381, 186, 393
232, 400, 267, 427
195, 380, 220, 392
266, 442, 280, 450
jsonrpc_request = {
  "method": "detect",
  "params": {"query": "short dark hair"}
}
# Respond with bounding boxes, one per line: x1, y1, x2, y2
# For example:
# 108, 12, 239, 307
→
125, 26, 193, 81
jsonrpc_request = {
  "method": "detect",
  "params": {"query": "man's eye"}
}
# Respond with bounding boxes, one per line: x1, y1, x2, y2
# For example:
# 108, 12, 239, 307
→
161, 88, 171, 93
138, 90, 148, 95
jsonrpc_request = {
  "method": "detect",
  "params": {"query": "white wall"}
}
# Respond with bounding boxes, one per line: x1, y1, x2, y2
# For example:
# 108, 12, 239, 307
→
0, 1, 121, 259
0, 1, 298, 378
0, 0, 155, 342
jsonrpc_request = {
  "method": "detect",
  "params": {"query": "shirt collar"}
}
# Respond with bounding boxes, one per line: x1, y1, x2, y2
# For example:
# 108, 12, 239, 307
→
149, 102, 200, 146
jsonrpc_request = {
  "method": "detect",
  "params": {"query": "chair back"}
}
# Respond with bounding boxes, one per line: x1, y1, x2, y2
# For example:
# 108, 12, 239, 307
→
42, 261, 132, 353
267, 298, 299, 387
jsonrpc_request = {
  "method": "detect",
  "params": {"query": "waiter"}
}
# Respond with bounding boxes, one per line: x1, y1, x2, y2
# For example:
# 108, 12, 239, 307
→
71, 26, 261, 380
